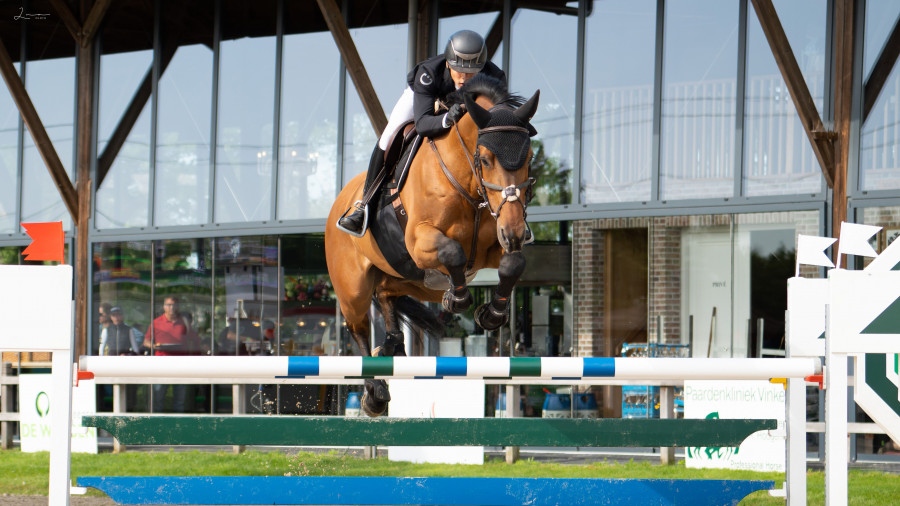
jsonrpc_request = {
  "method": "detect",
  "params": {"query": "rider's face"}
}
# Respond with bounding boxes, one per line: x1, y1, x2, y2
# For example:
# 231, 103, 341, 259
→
447, 64, 475, 89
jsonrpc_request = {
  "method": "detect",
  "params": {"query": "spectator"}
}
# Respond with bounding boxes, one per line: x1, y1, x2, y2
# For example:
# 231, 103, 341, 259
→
144, 296, 201, 412
96, 302, 112, 355
99, 306, 144, 356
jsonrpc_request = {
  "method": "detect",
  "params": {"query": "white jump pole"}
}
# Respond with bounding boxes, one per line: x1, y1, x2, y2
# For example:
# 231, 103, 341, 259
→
81, 356, 820, 381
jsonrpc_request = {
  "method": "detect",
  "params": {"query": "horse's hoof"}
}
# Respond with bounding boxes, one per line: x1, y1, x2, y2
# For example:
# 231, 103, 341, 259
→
361, 379, 390, 417
474, 302, 509, 331
442, 289, 473, 313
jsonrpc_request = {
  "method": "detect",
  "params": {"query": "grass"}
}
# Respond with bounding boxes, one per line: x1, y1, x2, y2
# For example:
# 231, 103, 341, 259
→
1, 448, 898, 504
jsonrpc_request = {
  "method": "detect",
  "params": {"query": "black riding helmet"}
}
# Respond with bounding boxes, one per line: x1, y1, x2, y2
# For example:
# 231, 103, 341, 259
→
444, 30, 487, 74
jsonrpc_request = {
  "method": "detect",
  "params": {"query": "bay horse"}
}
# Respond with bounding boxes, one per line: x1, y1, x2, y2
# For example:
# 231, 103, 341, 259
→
325, 74, 539, 416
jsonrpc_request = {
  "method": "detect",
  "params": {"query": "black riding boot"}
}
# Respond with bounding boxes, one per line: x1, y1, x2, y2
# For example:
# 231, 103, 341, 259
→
337, 145, 385, 236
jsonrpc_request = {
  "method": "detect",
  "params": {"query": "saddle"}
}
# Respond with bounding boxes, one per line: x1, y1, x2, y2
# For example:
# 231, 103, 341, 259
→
369, 121, 426, 281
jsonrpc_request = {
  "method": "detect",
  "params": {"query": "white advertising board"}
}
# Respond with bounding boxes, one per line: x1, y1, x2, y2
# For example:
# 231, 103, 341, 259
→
388, 379, 484, 465
19, 374, 97, 454
786, 277, 828, 358
684, 380, 784, 472
0, 265, 72, 351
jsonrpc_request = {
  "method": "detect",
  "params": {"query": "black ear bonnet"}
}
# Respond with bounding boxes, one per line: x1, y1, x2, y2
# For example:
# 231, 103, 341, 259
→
477, 107, 537, 171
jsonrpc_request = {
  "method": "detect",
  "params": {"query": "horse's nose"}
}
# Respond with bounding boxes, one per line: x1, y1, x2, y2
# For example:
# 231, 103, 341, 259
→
500, 230, 522, 252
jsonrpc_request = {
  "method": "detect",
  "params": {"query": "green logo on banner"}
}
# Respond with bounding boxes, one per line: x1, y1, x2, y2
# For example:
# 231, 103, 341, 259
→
35, 391, 49, 417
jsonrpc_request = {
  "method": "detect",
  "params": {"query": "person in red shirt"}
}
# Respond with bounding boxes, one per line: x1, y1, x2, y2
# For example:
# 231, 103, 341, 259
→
144, 296, 200, 412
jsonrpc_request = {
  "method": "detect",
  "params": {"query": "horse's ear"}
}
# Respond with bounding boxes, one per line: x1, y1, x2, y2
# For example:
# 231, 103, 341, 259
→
464, 94, 491, 129
515, 90, 540, 122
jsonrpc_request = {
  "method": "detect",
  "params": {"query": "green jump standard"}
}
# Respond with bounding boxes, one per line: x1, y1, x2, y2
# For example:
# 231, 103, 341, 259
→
82, 416, 774, 447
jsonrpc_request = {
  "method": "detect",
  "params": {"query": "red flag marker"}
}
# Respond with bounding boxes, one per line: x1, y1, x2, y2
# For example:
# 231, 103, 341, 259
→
21, 222, 65, 262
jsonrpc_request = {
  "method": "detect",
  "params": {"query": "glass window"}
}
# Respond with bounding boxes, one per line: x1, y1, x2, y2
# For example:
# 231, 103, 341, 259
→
860, 1, 900, 191
0, 63, 18, 233
277, 30, 339, 221
860, 206, 900, 268
510, 9, 576, 206
211, 236, 277, 356
342, 23, 406, 182
660, 0, 738, 200
92, 241, 153, 411
280, 234, 337, 357
582, 0, 656, 204
95, 50, 153, 229
155, 8, 214, 227
93, 241, 153, 353
21, 56, 74, 229
743, 0, 825, 196
150, 239, 213, 413
215, 7, 277, 223
863, 0, 900, 79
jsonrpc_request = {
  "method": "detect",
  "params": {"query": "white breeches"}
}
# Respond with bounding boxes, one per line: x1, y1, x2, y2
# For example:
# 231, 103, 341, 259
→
378, 87, 415, 151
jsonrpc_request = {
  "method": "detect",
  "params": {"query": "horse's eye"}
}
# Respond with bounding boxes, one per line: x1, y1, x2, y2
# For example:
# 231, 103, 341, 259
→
480, 156, 491, 168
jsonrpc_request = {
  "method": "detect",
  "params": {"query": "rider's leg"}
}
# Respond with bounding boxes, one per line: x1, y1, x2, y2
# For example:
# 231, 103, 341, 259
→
336, 145, 384, 235
338, 87, 415, 236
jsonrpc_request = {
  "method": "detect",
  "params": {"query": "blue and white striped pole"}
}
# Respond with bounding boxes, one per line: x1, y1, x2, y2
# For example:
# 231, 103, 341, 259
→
81, 356, 819, 380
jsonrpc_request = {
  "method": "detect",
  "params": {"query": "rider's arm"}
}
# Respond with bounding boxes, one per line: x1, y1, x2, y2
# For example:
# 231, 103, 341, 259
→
410, 67, 450, 138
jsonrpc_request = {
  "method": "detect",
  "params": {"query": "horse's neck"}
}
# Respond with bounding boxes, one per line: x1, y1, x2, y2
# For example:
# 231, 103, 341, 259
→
429, 122, 480, 195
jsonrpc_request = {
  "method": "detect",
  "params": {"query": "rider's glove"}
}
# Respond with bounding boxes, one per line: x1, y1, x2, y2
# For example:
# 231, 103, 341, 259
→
445, 103, 466, 127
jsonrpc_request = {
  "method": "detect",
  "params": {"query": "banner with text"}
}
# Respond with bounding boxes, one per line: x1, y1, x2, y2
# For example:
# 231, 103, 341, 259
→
18, 374, 97, 453
685, 380, 784, 472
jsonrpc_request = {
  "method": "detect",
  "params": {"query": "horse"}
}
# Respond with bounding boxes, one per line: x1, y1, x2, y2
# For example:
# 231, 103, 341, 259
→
325, 74, 539, 416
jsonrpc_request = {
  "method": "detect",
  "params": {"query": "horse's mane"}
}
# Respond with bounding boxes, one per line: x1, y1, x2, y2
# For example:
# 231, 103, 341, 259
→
446, 74, 526, 109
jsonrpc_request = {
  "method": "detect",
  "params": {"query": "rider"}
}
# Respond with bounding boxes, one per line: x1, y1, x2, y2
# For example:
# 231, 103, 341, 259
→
337, 29, 507, 237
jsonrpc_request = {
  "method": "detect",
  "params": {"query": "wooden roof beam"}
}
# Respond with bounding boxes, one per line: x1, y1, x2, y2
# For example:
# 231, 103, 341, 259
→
50, 0, 112, 47
316, 0, 387, 135
863, 12, 900, 121
49, 0, 83, 44
750, 0, 836, 188
0, 37, 79, 224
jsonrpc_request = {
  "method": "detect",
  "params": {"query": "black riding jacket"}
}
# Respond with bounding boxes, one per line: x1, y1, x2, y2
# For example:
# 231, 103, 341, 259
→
406, 54, 506, 139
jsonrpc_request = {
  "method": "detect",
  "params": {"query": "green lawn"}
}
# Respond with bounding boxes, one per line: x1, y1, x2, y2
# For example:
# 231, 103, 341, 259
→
0, 448, 897, 505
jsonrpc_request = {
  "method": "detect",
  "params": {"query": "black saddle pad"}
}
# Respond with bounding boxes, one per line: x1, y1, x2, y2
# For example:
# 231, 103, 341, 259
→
369, 136, 425, 282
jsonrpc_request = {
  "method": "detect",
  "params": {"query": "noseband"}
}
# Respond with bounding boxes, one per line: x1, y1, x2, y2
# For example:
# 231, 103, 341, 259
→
452, 123, 535, 220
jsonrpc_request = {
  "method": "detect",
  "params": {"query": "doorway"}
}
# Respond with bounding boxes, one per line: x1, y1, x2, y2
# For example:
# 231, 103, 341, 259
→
603, 228, 648, 416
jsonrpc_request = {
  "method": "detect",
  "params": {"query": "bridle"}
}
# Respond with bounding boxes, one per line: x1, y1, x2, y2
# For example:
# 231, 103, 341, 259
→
426, 115, 534, 266
428, 122, 535, 220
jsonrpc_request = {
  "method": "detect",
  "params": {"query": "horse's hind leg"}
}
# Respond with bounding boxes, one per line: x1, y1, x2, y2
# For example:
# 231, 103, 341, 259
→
374, 292, 406, 357
359, 292, 406, 417
349, 317, 391, 417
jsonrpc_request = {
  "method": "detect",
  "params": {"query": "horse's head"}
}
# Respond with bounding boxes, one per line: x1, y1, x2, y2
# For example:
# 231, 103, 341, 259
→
456, 76, 539, 253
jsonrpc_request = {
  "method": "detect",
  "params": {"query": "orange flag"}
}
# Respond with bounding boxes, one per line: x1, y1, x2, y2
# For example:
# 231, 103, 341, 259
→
22, 222, 64, 262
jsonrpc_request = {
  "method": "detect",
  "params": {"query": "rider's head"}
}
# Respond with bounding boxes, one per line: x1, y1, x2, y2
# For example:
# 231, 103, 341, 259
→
444, 30, 487, 84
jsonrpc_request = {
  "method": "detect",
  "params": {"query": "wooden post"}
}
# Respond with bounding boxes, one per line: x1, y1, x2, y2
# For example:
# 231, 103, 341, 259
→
831, 0, 856, 250
75, 37, 94, 357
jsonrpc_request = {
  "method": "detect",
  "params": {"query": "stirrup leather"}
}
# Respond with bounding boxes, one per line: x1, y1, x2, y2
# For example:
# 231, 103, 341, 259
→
336, 201, 369, 238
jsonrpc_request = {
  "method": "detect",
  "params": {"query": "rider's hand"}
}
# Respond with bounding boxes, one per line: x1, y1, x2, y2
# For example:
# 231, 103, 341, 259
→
445, 103, 466, 126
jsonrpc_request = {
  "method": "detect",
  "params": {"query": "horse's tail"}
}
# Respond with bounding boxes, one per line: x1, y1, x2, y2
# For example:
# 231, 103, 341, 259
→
393, 295, 443, 336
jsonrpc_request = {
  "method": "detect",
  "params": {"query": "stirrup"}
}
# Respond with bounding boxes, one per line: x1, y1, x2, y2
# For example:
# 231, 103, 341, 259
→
336, 201, 369, 238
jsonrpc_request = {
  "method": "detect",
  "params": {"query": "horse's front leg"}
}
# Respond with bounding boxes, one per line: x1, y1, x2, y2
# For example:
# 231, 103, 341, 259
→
411, 225, 473, 314
475, 251, 526, 331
